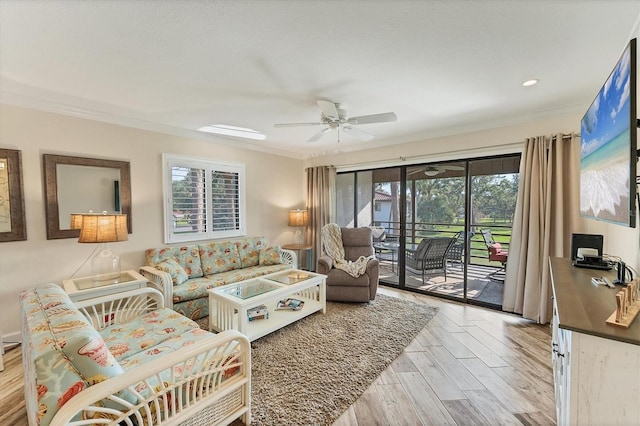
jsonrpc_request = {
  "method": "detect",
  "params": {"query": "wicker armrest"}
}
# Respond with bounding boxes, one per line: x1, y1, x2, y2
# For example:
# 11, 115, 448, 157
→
281, 248, 297, 266
139, 265, 174, 309
75, 287, 165, 330
52, 330, 251, 426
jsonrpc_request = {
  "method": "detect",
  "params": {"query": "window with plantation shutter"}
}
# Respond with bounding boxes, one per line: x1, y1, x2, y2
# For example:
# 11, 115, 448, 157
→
163, 154, 246, 243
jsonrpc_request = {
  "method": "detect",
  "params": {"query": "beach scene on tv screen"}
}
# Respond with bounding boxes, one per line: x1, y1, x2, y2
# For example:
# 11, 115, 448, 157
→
580, 44, 632, 225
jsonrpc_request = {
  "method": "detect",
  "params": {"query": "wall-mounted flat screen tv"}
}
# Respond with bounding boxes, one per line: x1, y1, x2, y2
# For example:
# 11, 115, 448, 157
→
580, 38, 637, 228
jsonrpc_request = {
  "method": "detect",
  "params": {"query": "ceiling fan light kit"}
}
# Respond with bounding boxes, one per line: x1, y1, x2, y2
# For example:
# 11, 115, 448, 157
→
408, 164, 466, 177
274, 100, 397, 143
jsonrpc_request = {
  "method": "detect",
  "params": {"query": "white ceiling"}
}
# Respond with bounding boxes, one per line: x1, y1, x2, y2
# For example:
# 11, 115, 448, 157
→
1, 1, 639, 159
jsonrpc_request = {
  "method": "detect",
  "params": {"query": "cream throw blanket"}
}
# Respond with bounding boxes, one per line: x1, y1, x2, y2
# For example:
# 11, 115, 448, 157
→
321, 223, 373, 278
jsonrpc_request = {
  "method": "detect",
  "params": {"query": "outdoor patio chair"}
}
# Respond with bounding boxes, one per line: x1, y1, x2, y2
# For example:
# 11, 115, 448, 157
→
481, 229, 508, 281
406, 236, 456, 283
373, 231, 400, 272
445, 231, 464, 269
419, 237, 456, 283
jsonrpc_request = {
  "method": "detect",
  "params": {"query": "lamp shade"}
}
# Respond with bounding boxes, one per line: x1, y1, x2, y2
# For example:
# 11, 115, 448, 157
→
288, 209, 308, 227
78, 214, 128, 243
70, 213, 84, 230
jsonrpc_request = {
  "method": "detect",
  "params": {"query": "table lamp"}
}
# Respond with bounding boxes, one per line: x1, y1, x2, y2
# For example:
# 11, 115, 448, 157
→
288, 209, 308, 245
77, 212, 128, 282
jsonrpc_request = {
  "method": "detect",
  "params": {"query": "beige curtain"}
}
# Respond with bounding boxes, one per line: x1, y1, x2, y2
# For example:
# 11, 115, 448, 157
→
306, 166, 336, 271
503, 133, 580, 324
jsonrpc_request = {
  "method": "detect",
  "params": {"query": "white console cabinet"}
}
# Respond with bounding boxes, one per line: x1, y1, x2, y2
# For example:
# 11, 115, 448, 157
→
550, 258, 640, 425
551, 307, 571, 425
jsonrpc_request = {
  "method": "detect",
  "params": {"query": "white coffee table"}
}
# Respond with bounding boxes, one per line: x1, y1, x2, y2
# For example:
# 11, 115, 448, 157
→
208, 269, 326, 341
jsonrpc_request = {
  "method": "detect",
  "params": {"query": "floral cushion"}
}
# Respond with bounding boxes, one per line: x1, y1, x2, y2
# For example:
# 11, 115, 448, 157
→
62, 329, 123, 382
198, 241, 242, 275
218, 263, 292, 283
117, 327, 212, 371
34, 350, 86, 425
236, 237, 268, 268
146, 245, 203, 279
173, 297, 211, 321
155, 258, 189, 285
100, 308, 199, 363
259, 246, 283, 265
20, 284, 129, 426
62, 330, 137, 411
172, 276, 225, 303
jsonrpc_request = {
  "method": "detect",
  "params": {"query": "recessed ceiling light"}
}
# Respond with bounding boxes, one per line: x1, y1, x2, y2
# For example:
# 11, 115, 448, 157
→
522, 79, 539, 87
198, 124, 266, 140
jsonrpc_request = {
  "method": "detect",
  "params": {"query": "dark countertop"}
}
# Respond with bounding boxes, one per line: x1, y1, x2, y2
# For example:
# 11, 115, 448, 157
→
550, 257, 640, 346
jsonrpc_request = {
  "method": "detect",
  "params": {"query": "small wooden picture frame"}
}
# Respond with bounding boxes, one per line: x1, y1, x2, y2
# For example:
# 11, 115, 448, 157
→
0, 148, 27, 242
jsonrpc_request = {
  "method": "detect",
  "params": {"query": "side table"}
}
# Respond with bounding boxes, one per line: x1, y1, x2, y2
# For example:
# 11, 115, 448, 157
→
63, 269, 148, 303
282, 243, 313, 271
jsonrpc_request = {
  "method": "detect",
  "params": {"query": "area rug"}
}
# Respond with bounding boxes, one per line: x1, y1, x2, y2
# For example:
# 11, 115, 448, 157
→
226, 293, 438, 426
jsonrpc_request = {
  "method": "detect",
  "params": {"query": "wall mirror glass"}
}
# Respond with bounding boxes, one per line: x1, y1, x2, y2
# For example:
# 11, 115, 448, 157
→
43, 154, 132, 239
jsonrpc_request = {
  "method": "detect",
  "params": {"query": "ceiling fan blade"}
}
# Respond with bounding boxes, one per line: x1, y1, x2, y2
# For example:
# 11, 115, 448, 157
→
347, 112, 397, 125
307, 127, 330, 142
442, 165, 465, 171
274, 122, 323, 127
342, 126, 374, 141
317, 100, 340, 120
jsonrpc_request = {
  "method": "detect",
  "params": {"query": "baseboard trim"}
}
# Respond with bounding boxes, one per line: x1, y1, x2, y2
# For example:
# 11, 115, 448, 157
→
1, 331, 21, 354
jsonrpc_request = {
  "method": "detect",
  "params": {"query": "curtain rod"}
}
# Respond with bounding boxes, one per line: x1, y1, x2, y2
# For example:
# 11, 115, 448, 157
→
322, 140, 524, 171
546, 132, 579, 141
325, 132, 580, 171
304, 165, 336, 172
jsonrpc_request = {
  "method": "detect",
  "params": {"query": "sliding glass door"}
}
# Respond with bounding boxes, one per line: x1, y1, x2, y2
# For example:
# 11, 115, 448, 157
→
467, 157, 520, 306
403, 162, 467, 300
335, 154, 520, 309
370, 168, 402, 284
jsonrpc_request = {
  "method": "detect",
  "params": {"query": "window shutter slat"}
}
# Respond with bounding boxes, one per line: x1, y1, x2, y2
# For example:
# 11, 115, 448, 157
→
164, 155, 244, 243
171, 166, 207, 235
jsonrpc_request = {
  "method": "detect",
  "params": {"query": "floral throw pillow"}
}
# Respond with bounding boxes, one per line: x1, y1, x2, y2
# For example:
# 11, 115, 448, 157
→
156, 258, 189, 285
259, 246, 283, 266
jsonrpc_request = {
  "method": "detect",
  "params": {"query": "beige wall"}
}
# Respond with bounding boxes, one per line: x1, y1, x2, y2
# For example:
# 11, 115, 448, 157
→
0, 104, 305, 338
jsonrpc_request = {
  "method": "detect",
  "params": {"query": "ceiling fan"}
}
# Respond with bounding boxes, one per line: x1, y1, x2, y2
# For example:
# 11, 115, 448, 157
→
274, 100, 397, 142
409, 165, 465, 177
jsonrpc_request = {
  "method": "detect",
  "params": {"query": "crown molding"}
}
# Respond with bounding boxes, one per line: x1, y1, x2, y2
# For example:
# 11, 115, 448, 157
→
0, 90, 306, 160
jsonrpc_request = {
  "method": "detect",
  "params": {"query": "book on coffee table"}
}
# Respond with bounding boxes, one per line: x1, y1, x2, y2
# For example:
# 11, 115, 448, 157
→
275, 298, 304, 311
247, 304, 269, 321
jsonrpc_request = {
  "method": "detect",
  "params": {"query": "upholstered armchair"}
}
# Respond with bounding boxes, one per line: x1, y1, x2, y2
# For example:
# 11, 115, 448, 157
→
316, 227, 379, 302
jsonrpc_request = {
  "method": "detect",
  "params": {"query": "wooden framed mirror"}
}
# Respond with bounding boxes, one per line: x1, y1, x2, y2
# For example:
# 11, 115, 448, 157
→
0, 148, 27, 242
43, 154, 132, 239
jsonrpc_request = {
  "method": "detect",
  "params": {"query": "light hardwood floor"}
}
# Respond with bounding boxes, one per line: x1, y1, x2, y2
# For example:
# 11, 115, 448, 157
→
333, 287, 556, 426
0, 286, 555, 426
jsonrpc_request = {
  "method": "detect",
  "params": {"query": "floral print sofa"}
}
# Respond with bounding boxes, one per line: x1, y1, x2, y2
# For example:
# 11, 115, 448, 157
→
20, 283, 251, 426
140, 237, 295, 320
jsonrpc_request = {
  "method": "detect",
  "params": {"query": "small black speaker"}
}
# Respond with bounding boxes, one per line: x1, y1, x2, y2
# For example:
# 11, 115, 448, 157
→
570, 233, 604, 260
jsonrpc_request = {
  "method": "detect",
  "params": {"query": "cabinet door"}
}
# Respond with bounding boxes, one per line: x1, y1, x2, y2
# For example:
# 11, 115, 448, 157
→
551, 303, 571, 426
